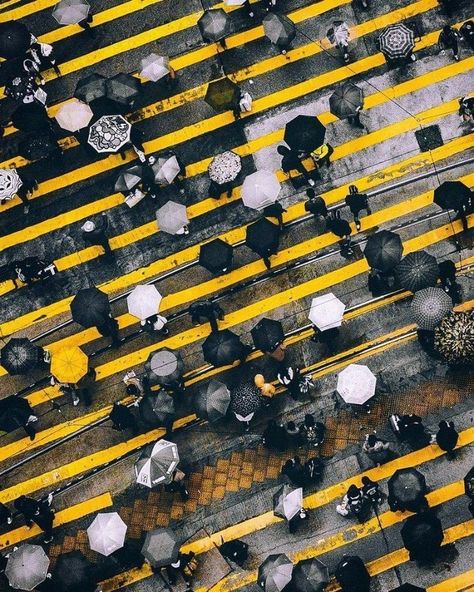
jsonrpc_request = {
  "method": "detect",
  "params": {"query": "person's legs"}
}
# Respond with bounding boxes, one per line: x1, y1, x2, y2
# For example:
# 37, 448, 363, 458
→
452, 40, 459, 60
353, 212, 361, 231
24, 423, 36, 441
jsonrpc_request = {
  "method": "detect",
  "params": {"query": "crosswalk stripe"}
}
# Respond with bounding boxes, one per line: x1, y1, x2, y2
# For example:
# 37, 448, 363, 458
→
0, 0, 57, 20
429, 567, 474, 592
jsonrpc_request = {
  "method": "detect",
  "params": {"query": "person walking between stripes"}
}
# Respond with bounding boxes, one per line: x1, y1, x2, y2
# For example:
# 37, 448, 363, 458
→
81, 213, 114, 261
326, 210, 353, 257
277, 145, 316, 187
435, 420, 459, 459
304, 189, 328, 223
438, 25, 461, 61
327, 21, 351, 63
189, 300, 225, 332
345, 185, 371, 231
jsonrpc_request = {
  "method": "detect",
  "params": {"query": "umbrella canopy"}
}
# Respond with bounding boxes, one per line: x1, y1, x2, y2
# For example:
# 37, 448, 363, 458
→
308, 293, 345, 331
51, 346, 88, 384
53, 551, 94, 592
115, 164, 144, 193
246, 218, 280, 256
337, 363, 376, 405
4, 71, 36, 102
127, 284, 162, 320
411, 287, 452, 331
18, 133, 58, 162
135, 439, 179, 487
242, 170, 281, 210
0, 397, 34, 432
388, 468, 427, 512
291, 558, 329, 592
1, 338, 41, 375
284, 115, 326, 153
224, 0, 247, 4
433, 180, 471, 211
395, 251, 439, 292
251, 317, 284, 353
205, 77, 240, 112
5, 544, 49, 591
195, 379, 230, 422
329, 82, 364, 119
0, 21, 30, 59
55, 100, 94, 132
364, 230, 403, 272
230, 379, 262, 416
198, 8, 231, 42
139, 391, 175, 427
273, 485, 303, 520
87, 512, 127, 556
75, 73, 107, 104
71, 287, 111, 328
335, 556, 370, 589
199, 238, 233, 274
0, 168, 22, 201
379, 23, 415, 59
202, 329, 244, 366
145, 348, 184, 386
106, 73, 142, 107
390, 585, 426, 592
156, 200, 188, 234
53, 0, 90, 25
141, 528, 179, 568
263, 12, 296, 46
258, 554, 293, 592
151, 154, 181, 185
88, 114, 131, 154
434, 311, 474, 366
401, 511, 444, 561
464, 466, 474, 497
11, 103, 50, 132
208, 150, 242, 184
140, 53, 171, 82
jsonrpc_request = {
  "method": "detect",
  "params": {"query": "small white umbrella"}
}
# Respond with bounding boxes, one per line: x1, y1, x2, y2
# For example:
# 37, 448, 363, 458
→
5, 544, 49, 591
127, 285, 163, 320
224, 0, 247, 5
55, 100, 93, 132
151, 154, 181, 185
156, 200, 188, 234
0, 168, 22, 200
52, 0, 90, 25
140, 53, 171, 82
241, 170, 281, 210
308, 293, 346, 330
337, 364, 376, 405
135, 439, 179, 487
87, 512, 127, 556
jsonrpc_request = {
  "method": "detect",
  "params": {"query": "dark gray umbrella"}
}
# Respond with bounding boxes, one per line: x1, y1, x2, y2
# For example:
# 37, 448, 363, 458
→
291, 558, 329, 592
263, 13, 296, 47
139, 391, 175, 427
246, 218, 280, 258
251, 318, 284, 353
329, 82, 364, 119
230, 379, 262, 417
411, 287, 452, 330
388, 468, 427, 512
364, 230, 403, 272
199, 239, 233, 274
70, 287, 111, 328
195, 379, 230, 422
11, 103, 50, 132
145, 348, 184, 386
202, 329, 244, 366
464, 465, 474, 497
284, 115, 326, 153
258, 554, 293, 592
335, 556, 370, 590
52, 0, 90, 25
0, 21, 30, 59
106, 73, 142, 107
433, 180, 471, 211
75, 73, 107, 104
141, 528, 179, 568
18, 133, 59, 161
205, 77, 240, 112
401, 511, 444, 561
53, 551, 94, 592
389, 585, 426, 592
1, 338, 41, 375
395, 251, 439, 292
5, 544, 49, 591
198, 8, 231, 42
115, 165, 144, 193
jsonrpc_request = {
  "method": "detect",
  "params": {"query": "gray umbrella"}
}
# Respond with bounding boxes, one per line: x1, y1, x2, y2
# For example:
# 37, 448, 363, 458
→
411, 287, 452, 330
258, 554, 293, 592
395, 251, 439, 292
139, 391, 176, 427
291, 558, 329, 592
198, 9, 231, 42
195, 379, 231, 422
5, 545, 49, 591
52, 0, 90, 25
115, 165, 144, 193
141, 528, 179, 568
145, 348, 184, 386
263, 13, 296, 47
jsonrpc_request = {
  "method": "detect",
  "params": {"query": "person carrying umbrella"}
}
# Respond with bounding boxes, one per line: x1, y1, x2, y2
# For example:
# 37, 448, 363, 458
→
110, 402, 139, 435
326, 210, 353, 257
438, 259, 462, 304
438, 25, 461, 61
304, 188, 328, 222
219, 539, 248, 566
362, 433, 391, 466
164, 551, 197, 588
0, 396, 38, 440
141, 314, 169, 337
281, 456, 306, 487
310, 325, 340, 354
435, 420, 459, 459
398, 413, 431, 448
28, 42, 61, 77
14, 495, 55, 543
189, 300, 225, 332
81, 213, 114, 260
327, 20, 351, 63
344, 185, 371, 231
277, 145, 316, 187
164, 468, 189, 501
262, 419, 287, 451
96, 313, 121, 347
16, 170, 39, 214
460, 20, 474, 49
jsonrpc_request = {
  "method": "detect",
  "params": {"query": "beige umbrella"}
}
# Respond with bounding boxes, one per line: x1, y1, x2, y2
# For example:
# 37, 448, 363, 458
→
55, 100, 93, 132
140, 53, 171, 82
156, 200, 188, 234
241, 170, 281, 210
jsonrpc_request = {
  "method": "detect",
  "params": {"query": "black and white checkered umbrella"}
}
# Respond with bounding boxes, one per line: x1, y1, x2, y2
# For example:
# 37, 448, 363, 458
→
379, 24, 414, 59
411, 287, 452, 331
1, 338, 41, 375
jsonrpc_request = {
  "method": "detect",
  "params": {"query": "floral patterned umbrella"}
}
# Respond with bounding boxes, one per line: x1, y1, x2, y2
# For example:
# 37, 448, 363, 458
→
88, 115, 131, 153
434, 311, 474, 366
0, 168, 22, 200
230, 379, 262, 416
208, 151, 242, 184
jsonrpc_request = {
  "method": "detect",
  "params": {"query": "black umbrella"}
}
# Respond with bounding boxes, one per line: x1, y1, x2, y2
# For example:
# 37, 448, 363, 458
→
11, 103, 50, 132
395, 251, 439, 292
141, 528, 179, 568
335, 556, 371, 590
204, 77, 240, 112
329, 82, 364, 119
195, 379, 230, 422
115, 164, 144, 193
75, 73, 107, 104
0, 397, 34, 432
388, 468, 427, 512
139, 391, 175, 427
230, 379, 262, 417
4, 71, 36, 103
401, 511, 444, 561
18, 133, 59, 162
202, 329, 244, 367
0, 21, 31, 59
465, 466, 474, 498
1, 338, 41, 375
246, 218, 280, 257
251, 318, 284, 353
364, 230, 403, 272
198, 8, 231, 42
70, 287, 111, 328
284, 115, 326, 153
106, 73, 142, 107
258, 553, 293, 592
263, 13, 296, 47
389, 585, 426, 592
53, 551, 94, 592
433, 180, 471, 211
291, 558, 329, 592
199, 239, 233, 274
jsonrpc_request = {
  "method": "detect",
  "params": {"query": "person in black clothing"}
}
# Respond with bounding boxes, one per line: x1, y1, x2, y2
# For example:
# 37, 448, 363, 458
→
164, 469, 189, 501
277, 366, 306, 400
209, 179, 233, 200
310, 326, 340, 354
348, 105, 364, 129
285, 421, 301, 447
110, 402, 139, 435
438, 0, 459, 18
277, 145, 316, 187
262, 420, 288, 451
0, 397, 38, 440
263, 202, 287, 230
398, 413, 431, 448
96, 314, 121, 346
81, 213, 113, 259
326, 210, 353, 256
219, 540, 248, 566
438, 25, 461, 60
304, 188, 328, 221
77, 367, 96, 407
12, 257, 57, 288
361, 476, 384, 505
460, 20, 474, 49
368, 269, 395, 296
189, 300, 225, 332
288, 508, 309, 533
345, 185, 371, 231
436, 420, 459, 459
16, 171, 38, 214
281, 456, 306, 487
304, 457, 324, 484
78, 12, 95, 37
29, 43, 61, 77
14, 495, 55, 542
0, 503, 12, 526
438, 259, 462, 304
164, 551, 196, 587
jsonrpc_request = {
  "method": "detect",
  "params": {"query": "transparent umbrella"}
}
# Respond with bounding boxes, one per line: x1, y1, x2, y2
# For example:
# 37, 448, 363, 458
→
87, 512, 127, 556
151, 154, 181, 184
52, 0, 90, 25
140, 53, 171, 82
242, 170, 281, 210
337, 364, 376, 405
156, 200, 188, 234
308, 293, 345, 330
273, 485, 303, 520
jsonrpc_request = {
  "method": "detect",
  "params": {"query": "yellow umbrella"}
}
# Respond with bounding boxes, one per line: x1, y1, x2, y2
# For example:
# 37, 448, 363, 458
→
51, 346, 88, 383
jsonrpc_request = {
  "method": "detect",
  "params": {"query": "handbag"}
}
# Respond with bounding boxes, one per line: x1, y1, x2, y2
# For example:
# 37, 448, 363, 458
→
125, 188, 146, 208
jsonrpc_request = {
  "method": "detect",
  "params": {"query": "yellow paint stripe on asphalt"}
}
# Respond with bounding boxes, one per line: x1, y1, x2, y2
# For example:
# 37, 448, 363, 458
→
0, 492, 112, 550
429, 567, 474, 592
0, 0, 23, 11
0, 0, 56, 20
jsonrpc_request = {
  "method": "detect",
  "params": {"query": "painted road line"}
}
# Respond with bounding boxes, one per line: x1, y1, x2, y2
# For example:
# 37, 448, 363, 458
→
429, 567, 474, 592
0, 492, 112, 550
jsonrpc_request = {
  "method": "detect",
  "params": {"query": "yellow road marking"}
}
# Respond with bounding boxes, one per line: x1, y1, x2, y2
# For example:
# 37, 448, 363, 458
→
0, 492, 112, 550
429, 568, 474, 592
0, 0, 23, 11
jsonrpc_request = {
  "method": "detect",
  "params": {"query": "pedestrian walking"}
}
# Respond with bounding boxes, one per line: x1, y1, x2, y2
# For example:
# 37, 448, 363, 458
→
304, 189, 328, 221
0, 503, 12, 526
77, 367, 96, 407
368, 269, 395, 297
254, 374, 276, 400
78, 12, 95, 37
219, 540, 248, 566
397, 413, 431, 448
262, 419, 288, 451
189, 300, 225, 332
438, 25, 461, 61
277, 145, 316, 187
460, 20, 474, 50
362, 433, 391, 466
52, 379, 80, 406
110, 402, 139, 435
361, 476, 384, 505
263, 202, 287, 230
81, 214, 114, 260
232, 90, 253, 120
16, 171, 38, 214
438, 259, 462, 304
309, 143, 334, 170
29, 42, 61, 76
96, 314, 121, 347
336, 484, 369, 522
142, 155, 161, 200
435, 420, 459, 459
12, 257, 58, 288
268, 342, 286, 363
304, 456, 324, 484
345, 185, 371, 231
140, 314, 169, 337
288, 508, 309, 534
281, 456, 306, 487
13, 494, 55, 542
277, 366, 314, 400
124, 369, 146, 404
164, 468, 189, 501
310, 326, 340, 354
1, 397, 39, 440
328, 20, 351, 63
326, 210, 353, 256
348, 105, 364, 129
459, 96, 474, 131
242, 0, 255, 18
285, 421, 301, 447
164, 551, 197, 588
299, 414, 325, 447
22, 57, 45, 87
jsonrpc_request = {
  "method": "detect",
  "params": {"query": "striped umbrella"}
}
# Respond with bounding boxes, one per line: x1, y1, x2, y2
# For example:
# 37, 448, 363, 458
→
5, 544, 49, 591
0, 168, 22, 200
395, 251, 439, 292
379, 24, 414, 59
411, 287, 452, 330
140, 53, 171, 82
52, 0, 90, 25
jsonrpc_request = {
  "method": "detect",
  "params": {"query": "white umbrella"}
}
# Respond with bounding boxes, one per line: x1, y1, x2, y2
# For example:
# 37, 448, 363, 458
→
52, 0, 90, 25
241, 170, 281, 210
151, 154, 181, 185
273, 485, 303, 520
140, 53, 171, 82
308, 293, 346, 330
135, 439, 179, 487
87, 512, 127, 556
127, 285, 163, 320
0, 168, 22, 200
55, 100, 93, 132
224, 0, 247, 4
156, 200, 188, 234
337, 364, 376, 405
5, 544, 49, 591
